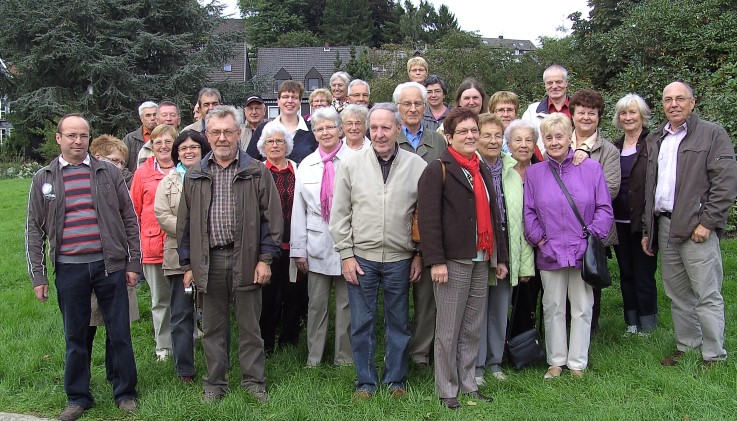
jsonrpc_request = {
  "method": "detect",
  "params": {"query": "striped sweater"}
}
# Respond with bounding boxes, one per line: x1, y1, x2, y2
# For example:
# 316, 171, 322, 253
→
59, 165, 102, 256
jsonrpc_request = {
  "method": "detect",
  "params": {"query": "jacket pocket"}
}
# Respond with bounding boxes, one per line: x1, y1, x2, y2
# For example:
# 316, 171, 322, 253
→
538, 241, 557, 263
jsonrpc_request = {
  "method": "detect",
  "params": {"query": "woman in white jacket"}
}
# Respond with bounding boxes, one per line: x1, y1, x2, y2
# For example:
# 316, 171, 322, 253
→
291, 107, 353, 367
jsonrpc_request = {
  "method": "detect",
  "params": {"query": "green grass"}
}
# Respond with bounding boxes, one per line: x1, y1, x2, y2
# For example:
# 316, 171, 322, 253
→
1, 177, 736, 420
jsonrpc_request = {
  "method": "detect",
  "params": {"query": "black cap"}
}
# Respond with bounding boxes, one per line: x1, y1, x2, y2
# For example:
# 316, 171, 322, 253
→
244, 94, 264, 106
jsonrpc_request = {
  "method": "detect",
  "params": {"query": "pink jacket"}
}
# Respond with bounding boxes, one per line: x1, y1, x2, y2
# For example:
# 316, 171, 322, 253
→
131, 156, 167, 263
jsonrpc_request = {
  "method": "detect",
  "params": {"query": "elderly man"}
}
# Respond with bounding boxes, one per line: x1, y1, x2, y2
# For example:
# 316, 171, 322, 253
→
521, 64, 571, 153
422, 74, 450, 132
26, 114, 140, 421
393, 81, 446, 368
642, 82, 737, 367
347, 79, 371, 108
137, 100, 183, 166
239, 94, 267, 151
329, 103, 427, 399
182, 87, 222, 134
122, 101, 157, 171
177, 105, 283, 403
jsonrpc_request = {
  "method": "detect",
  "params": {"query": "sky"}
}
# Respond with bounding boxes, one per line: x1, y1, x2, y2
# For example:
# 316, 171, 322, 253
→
216, 0, 592, 44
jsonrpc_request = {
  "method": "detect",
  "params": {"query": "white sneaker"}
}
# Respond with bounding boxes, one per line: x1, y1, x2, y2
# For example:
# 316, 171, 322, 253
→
623, 325, 638, 337
492, 371, 508, 381
474, 376, 486, 386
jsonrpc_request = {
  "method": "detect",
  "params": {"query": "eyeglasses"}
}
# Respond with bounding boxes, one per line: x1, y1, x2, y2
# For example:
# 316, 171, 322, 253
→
349, 93, 370, 98
662, 96, 692, 105
178, 145, 202, 152
454, 128, 480, 136
201, 101, 220, 108
494, 108, 516, 114
344, 121, 365, 128
311, 99, 329, 105
399, 101, 424, 109
62, 133, 90, 141
152, 139, 174, 147
265, 139, 286, 146
427, 89, 443, 95
480, 133, 503, 141
313, 125, 338, 134
207, 129, 239, 138
100, 156, 125, 168
279, 95, 300, 101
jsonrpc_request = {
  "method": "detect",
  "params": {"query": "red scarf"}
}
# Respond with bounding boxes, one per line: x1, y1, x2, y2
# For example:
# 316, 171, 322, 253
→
447, 147, 494, 256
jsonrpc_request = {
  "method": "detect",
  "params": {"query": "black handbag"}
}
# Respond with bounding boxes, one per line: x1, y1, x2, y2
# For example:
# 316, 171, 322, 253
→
548, 165, 612, 289
505, 285, 546, 370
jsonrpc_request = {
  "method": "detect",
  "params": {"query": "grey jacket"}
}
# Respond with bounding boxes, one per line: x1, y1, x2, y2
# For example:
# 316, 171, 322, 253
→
26, 156, 143, 287
589, 132, 621, 246
397, 127, 447, 164
643, 111, 737, 248
122, 126, 145, 171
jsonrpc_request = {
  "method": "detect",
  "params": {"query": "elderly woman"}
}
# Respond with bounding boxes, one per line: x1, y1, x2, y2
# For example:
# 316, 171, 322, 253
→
131, 124, 178, 361
418, 107, 508, 409
524, 113, 613, 379
254, 121, 307, 353
436, 78, 488, 137
248, 80, 318, 164
291, 107, 353, 367
407, 56, 429, 83
611, 94, 658, 335
306, 88, 333, 121
474, 114, 535, 384
153, 129, 210, 381
330, 71, 351, 113
341, 104, 371, 151
422, 74, 450, 132
570, 89, 621, 334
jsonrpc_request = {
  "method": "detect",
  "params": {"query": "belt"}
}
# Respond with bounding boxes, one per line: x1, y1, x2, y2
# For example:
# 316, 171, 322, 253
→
659, 211, 673, 219
210, 243, 234, 250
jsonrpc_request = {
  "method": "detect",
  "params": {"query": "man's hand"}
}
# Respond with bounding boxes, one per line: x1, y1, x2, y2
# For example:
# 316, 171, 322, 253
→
125, 272, 139, 287
431, 264, 448, 284
254, 262, 271, 285
641, 236, 654, 257
519, 276, 531, 283
34, 285, 48, 302
572, 149, 589, 165
342, 257, 364, 285
691, 224, 711, 243
183, 270, 194, 288
495, 262, 509, 280
294, 257, 309, 274
409, 254, 423, 283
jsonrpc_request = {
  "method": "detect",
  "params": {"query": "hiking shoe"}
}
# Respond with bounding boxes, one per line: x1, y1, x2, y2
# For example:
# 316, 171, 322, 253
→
117, 399, 137, 413
59, 404, 86, 421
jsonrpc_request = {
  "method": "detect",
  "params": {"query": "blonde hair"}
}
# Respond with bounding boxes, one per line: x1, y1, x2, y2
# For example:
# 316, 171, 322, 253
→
150, 124, 178, 141
90, 134, 128, 160
406, 57, 428, 75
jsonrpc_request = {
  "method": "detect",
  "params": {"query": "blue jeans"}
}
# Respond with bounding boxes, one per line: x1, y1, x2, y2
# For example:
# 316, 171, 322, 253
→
168, 273, 195, 377
55, 261, 137, 408
346, 256, 411, 393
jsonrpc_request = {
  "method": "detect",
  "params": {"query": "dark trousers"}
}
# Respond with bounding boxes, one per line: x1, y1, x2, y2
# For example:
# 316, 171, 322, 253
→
55, 261, 137, 408
259, 251, 307, 353
613, 222, 658, 329
86, 326, 114, 383
168, 273, 195, 377
510, 274, 543, 337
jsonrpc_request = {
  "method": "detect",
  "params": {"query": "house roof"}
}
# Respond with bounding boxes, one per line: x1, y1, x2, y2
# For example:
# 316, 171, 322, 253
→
208, 19, 249, 82
481, 37, 536, 51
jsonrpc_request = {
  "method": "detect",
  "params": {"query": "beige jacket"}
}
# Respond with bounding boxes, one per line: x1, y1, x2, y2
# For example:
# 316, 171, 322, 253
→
154, 170, 185, 276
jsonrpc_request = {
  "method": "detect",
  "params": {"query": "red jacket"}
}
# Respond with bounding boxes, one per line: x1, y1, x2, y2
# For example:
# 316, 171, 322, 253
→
131, 156, 167, 263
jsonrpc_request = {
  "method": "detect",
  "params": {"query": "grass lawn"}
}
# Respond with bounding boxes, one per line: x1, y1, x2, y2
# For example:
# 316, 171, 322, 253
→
1, 177, 735, 420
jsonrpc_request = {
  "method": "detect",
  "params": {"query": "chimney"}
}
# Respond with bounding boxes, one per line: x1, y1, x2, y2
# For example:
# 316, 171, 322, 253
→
323, 43, 331, 52
498, 35, 504, 39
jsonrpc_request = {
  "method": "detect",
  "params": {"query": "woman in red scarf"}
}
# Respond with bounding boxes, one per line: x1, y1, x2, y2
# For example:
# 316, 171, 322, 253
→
417, 107, 509, 410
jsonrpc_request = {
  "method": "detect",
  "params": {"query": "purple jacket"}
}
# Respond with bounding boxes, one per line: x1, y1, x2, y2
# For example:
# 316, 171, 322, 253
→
524, 151, 613, 271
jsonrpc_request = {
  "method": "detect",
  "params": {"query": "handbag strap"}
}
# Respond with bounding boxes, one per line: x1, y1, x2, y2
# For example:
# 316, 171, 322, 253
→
547, 163, 589, 234
506, 284, 536, 341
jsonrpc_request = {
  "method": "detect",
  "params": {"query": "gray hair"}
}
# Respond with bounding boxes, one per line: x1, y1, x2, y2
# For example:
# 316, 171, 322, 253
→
311, 106, 343, 130
348, 79, 371, 95
138, 101, 158, 116
330, 71, 351, 86
543, 64, 568, 82
257, 121, 294, 157
197, 87, 222, 105
392, 82, 427, 103
539, 112, 572, 139
505, 118, 539, 143
205, 105, 242, 127
341, 104, 369, 125
368, 103, 401, 126
612, 93, 651, 130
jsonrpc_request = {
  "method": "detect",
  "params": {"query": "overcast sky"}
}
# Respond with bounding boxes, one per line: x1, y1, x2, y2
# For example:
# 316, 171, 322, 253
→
217, 0, 591, 44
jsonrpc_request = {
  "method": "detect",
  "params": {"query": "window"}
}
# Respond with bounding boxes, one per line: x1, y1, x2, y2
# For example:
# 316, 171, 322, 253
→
268, 106, 280, 119
306, 78, 320, 91
223, 64, 232, 72
273, 80, 287, 93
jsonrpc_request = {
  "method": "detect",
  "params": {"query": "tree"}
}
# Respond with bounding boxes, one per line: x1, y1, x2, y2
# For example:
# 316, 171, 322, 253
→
0, 0, 240, 151
275, 30, 322, 47
240, 0, 311, 47
345, 47, 373, 81
320, 0, 373, 46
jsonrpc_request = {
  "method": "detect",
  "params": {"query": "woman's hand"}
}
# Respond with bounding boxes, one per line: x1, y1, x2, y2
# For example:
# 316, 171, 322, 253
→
431, 264, 448, 284
495, 262, 508, 280
573, 149, 589, 165
294, 257, 309, 274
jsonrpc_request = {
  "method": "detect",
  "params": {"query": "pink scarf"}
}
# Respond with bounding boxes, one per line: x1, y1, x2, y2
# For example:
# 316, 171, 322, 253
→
319, 143, 342, 222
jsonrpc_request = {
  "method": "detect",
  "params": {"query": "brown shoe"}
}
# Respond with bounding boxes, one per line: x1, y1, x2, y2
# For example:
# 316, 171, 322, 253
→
702, 359, 722, 369
390, 387, 406, 398
440, 397, 461, 410
59, 404, 86, 421
661, 351, 685, 366
117, 399, 137, 413
467, 390, 493, 403
202, 391, 224, 403
352, 390, 373, 402
179, 375, 194, 384
250, 389, 269, 403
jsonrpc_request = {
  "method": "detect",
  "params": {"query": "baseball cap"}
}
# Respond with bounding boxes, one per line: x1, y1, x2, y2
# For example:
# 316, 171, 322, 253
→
244, 94, 264, 105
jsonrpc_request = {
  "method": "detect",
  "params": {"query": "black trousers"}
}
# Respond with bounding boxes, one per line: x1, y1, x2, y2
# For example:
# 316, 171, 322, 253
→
259, 251, 308, 353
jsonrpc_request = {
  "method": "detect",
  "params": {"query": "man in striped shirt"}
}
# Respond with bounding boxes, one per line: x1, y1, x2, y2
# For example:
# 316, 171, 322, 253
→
26, 114, 142, 421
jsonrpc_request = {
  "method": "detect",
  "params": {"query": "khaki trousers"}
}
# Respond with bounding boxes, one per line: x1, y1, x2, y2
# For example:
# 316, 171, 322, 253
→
306, 272, 353, 366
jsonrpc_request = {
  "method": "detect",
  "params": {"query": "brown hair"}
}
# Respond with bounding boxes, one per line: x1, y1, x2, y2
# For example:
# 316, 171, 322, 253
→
444, 107, 479, 138
89, 134, 128, 160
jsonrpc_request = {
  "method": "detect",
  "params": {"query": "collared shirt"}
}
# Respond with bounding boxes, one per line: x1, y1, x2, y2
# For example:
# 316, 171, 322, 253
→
571, 131, 597, 151
142, 127, 152, 142
654, 121, 689, 213
274, 114, 309, 133
208, 154, 239, 247
59, 154, 91, 168
374, 145, 398, 183
547, 97, 570, 118
402, 125, 424, 151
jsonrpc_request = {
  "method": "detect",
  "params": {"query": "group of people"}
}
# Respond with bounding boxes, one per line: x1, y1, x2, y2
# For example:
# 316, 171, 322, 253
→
25, 57, 737, 420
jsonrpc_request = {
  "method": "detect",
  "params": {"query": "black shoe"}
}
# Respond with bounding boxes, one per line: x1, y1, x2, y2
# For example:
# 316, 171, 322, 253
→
440, 397, 461, 410
59, 404, 86, 421
468, 390, 493, 403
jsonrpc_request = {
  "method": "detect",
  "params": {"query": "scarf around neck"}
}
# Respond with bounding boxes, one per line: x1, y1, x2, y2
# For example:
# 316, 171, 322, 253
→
448, 147, 494, 256
319, 142, 342, 222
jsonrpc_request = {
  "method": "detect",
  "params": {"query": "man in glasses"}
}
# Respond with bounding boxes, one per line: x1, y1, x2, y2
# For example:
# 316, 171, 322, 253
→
239, 94, 267, 151
347, 79, 371, 108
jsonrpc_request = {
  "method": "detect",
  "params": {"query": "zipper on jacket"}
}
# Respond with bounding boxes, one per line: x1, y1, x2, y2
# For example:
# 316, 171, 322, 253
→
715, 156, 734, 161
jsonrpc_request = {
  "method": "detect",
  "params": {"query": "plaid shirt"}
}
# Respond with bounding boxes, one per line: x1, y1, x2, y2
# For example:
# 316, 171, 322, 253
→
208, 155, 239, 247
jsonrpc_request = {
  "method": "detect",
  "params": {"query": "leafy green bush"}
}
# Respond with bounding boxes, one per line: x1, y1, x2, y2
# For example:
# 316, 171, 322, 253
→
0, 161, 42, 179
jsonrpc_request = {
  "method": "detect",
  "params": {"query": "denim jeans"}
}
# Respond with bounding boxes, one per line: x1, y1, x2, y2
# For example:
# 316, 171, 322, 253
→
168, 273, 195, 377
55, 261, 137, 408
346, 256, 411, 393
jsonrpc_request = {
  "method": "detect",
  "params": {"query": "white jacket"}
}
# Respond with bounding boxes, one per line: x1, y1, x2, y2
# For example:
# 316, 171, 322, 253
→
290, 142, 353, 276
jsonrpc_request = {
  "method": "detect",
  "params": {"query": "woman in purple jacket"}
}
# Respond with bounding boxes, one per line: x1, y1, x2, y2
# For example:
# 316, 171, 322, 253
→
523, 113, 613, 380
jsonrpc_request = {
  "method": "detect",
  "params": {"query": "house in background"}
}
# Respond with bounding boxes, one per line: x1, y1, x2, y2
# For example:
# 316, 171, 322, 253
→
0, 57, 13, 146
253, 45, 368, 118
208, 19, 252, 83
482, 36, 536, 57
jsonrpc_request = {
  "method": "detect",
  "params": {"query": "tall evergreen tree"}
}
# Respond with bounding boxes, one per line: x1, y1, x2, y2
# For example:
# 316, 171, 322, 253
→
320, 0, 373, 46
241, 0, 311, 47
